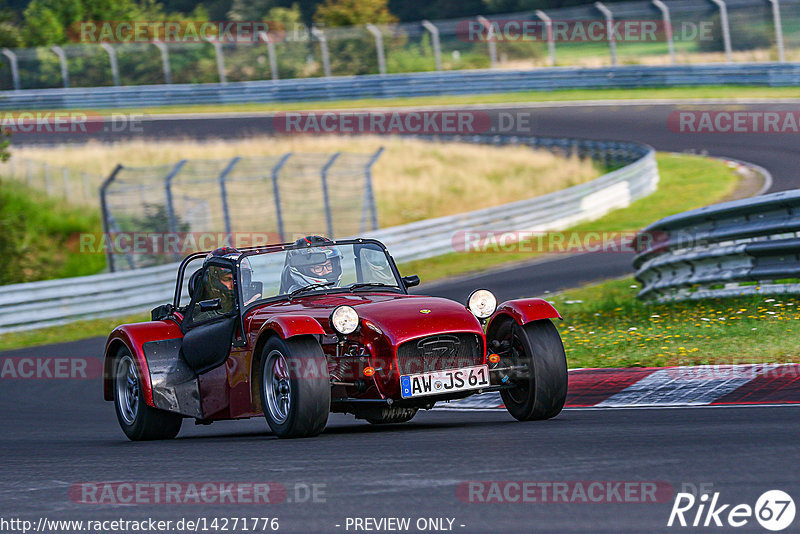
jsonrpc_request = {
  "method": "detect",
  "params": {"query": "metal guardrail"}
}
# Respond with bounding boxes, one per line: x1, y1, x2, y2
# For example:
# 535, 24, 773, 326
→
1, 63, 800, 111
0, 135, 657, 333
633, 187, 800, 302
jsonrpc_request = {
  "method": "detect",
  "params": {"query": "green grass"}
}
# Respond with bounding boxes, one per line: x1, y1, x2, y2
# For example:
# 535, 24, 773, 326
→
50, 86, 800, 116
0, 179, 106, 284
0, 313, 148, 352
551, 277, 800, 368
397, 153, 739, 282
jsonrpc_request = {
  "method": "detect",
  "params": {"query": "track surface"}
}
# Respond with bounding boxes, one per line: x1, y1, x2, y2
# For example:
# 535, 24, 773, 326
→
4, 101, 800, 532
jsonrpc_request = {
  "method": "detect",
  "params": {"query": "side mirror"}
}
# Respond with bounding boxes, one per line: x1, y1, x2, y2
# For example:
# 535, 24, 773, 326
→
402, 275, 420, 288
198, 298, 222, 312
151, 303, 174, 321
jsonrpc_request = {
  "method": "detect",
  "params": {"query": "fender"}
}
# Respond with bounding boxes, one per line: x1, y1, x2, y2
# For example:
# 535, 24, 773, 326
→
102, 320, 184, 406
486, 298, 562, 333
257, 315, 326, 340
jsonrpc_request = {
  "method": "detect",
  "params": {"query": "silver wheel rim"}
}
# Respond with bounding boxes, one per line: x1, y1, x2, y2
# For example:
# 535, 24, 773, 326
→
115, 355, 139, 425
264, 350, 291, 424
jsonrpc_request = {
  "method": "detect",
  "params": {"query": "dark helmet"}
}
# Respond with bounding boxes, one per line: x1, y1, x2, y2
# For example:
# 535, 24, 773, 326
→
200, 247, 247, 310
283, 236, 343, 290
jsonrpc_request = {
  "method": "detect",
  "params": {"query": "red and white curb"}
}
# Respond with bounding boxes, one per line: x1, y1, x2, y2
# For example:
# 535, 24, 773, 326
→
438, 364, 800, 410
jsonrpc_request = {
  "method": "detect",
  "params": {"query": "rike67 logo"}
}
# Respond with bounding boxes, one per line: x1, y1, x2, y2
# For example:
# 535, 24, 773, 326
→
668, 490, 795, 531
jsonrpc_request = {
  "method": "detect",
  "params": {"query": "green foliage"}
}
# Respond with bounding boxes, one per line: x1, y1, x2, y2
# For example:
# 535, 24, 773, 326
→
0, 129, 9, 163
0, 179, 105, 285
314, 0, 395, 27
698, 13, 772, 53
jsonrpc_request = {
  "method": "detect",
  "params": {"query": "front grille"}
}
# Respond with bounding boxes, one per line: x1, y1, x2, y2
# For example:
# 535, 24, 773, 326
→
396, 333, 483, 375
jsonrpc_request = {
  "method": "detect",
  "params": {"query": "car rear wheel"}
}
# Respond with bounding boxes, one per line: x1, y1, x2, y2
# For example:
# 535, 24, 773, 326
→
113, 347, 182, 441
259, 336, 330, 439
490, 319, 567, 421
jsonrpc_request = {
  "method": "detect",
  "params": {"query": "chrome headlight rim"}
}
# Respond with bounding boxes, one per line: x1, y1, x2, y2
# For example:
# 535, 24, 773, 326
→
467, 289, 497, 319
330, 305, 360, 335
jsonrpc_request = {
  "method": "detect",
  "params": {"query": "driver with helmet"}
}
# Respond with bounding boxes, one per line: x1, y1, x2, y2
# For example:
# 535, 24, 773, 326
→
282, 236, 343, 294
193, 246, 261, 322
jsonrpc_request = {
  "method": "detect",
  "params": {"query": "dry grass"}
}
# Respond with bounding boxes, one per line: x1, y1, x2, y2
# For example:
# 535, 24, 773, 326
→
11, 136, 600, 227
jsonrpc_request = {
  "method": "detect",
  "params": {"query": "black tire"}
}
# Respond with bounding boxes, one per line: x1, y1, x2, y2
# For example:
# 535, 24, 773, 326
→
362, 406, 418, 425
491, 319, 568, 421
259, 336, 330, 438
113, 347, 182, 441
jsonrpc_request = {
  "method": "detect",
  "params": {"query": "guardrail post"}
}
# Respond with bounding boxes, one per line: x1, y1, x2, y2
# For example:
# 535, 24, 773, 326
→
100, 165, 123, 272
365, 24, 387, 75
50, 45, 70, 88
1, 48, 20, 90
271, 153, 292, 242
476, 16, 498, 68
361, 147, 383, 232
768, 0, 785, 63
259, 31, 279, 80
100, 43, 120, 86
421, 20, 442, 71
709, 0, 733, 63
164, 160, 188, 258
311, 26, 331, 77
320, 152, 341, 238
652, 0, 676, 65
218, 156, 240, 240
534, 10, 556, 66
152, 40, 172, 84
594, 2, 617, 66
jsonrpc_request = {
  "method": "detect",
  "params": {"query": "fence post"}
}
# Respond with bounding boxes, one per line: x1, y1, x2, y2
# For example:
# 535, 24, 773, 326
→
44, 163, 52, 195
217, 156, 240, 241
259, 31, 279, 80
82, 171, 90, 202
99, 165, 123, 272
534, 10, 556, 66
271, 153, 292, 242
100, 43, 120, 86
152, 40, 172, 84
476, 16, 498, 68
421, 20, 442, 71
365, 23, 387, 75
652, 0, 676, 64
311, 26, 331, 77
768, 0, 785, 63
164, 160, 188, 245
709, 0, 733, 63
25, 159, 31, 186
320, 152, 341, 238
205, 39, 227, 84
594, 2, 617, 66
1, 49, 20, 90
50, 45, 70, 88
62, 167, 70, 200
362, 147, 384, 232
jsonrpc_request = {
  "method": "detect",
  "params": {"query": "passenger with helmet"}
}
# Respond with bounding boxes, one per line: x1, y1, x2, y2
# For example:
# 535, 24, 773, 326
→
359, 246, 396, 286
281, 236, 343, 294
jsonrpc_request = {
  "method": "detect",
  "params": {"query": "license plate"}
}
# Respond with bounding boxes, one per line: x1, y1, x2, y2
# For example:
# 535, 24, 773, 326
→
400, 365, 490, 399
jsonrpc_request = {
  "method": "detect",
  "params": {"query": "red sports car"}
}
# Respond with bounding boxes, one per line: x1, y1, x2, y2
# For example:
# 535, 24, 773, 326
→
103, 236, 568, 440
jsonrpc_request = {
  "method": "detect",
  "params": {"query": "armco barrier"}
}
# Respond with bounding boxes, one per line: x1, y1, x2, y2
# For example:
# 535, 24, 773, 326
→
2, 63, 800, 111
634, 189, 800, 302
0, 135, 656, 333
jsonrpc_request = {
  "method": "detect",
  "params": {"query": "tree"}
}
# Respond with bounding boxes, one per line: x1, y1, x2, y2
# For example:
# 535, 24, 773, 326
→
314, 0, 396, 27
22, 0, 150, 46
0, 129, 10, 163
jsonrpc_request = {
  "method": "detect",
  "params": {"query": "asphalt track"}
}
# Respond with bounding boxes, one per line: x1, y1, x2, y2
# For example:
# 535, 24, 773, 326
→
3, 101, 800, 532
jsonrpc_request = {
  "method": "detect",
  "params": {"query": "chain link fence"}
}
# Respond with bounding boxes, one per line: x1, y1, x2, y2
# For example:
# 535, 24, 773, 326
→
0, 157, 102, 204
98, 149, 382, 271
1, 0, 798, 91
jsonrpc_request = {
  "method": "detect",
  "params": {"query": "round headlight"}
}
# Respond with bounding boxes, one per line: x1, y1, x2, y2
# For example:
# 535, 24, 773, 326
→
467, 289, 497, 319
330, 305, 359, 335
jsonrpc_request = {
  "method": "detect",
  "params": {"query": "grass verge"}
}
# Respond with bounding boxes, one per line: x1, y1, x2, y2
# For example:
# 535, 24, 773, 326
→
397, 153, 739, 281
0, 313, 148, 352
39, 86, 800, 116
551, 277, 800, 368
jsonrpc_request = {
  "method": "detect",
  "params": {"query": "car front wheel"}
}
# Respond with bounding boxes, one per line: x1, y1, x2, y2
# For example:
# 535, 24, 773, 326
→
490, 319, 568, 421
259, 336, 330, 439
113, 347, 182, 441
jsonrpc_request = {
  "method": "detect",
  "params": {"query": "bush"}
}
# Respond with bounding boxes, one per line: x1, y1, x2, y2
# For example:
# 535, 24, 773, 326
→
698, 13, 771, 52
